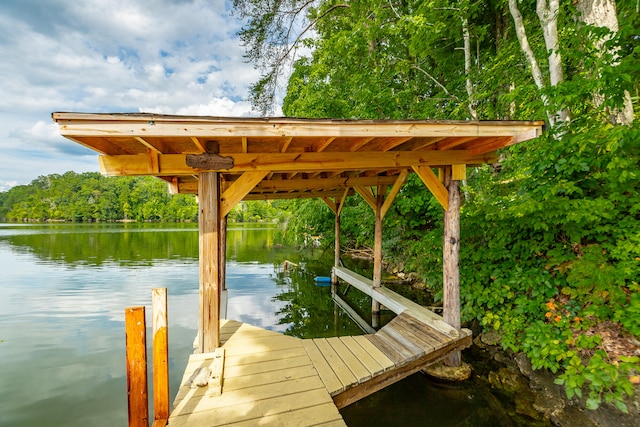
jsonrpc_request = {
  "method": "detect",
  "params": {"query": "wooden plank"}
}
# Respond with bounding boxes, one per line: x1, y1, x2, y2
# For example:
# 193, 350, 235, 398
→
225, 346, 309, 366
387, 314, 438, 353
169, 390, 344, 427
412, 165, 448, 210
207, 347, 224, 397
152, 288, 170, 422
312, 338, 358, 389
224, 354, 311, 379
221, 334, 302, 356
326, 337, 371, 382
125, 306, 148, 427
253, 175, 398, 192
172, 375, 327, 416
349, 335, 395, 371
55, 113, 544, 139
333, 266, 373, 297
338, 336, 385, 376
216, 402, 345, 427
364, 334, 405, 366
375, 328, 421, 362
224, 364, 318, 392
378, 323, 425, 358
332, 333, 473, 409
301, 340, 344, 395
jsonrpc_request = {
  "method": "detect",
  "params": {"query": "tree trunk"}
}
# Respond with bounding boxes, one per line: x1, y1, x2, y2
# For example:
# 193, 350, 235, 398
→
576, 0, 634, 125
462, 16, 478, 120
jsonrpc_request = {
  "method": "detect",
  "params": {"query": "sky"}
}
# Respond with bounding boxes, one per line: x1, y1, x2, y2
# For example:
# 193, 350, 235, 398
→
0, 0, 270, 191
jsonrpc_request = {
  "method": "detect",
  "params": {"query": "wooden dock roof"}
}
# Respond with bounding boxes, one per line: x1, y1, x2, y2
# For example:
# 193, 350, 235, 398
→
52, 113, 544, 202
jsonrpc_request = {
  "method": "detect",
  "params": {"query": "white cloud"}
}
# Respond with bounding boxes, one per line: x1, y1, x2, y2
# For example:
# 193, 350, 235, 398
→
0, 0, 265, 190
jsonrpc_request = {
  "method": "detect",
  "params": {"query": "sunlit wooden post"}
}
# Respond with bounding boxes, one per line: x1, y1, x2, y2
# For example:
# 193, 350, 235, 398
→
125, 306, 148, 427
332, 205, 341, 291
199, 171, 221, 353
443, 165, 463, 366
152, 288, 169, 425
372, 185, 385, 328
221, 215, 227, 292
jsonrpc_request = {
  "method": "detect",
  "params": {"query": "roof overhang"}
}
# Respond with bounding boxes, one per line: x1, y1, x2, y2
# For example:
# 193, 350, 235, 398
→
52, 113, 545, 203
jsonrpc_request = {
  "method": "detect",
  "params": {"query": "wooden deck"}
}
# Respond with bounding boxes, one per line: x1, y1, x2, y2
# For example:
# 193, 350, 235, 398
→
167, 312, 471, 426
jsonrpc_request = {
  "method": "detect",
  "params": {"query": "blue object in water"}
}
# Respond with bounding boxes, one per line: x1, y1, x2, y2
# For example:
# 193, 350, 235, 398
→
314, 276, 331, 286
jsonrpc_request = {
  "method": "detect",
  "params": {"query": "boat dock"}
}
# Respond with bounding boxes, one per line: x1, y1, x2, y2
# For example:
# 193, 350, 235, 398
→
167, 304, 471, 425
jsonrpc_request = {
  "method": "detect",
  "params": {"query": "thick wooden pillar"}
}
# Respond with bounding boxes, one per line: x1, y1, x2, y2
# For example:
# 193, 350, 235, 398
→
198, 171, 221, 353
443, 167, 461, 366
372, 186, 385, 328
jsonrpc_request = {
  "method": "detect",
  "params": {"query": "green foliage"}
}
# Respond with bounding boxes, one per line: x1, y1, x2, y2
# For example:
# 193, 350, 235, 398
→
235, 0, 640, 413
1, 172, 198, 222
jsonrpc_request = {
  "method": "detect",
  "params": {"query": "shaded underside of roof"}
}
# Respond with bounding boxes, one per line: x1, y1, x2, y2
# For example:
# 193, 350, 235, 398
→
52, 113, 545, 200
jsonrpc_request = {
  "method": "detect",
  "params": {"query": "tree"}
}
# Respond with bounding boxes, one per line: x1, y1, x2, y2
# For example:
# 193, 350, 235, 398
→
235, 0, 640, 413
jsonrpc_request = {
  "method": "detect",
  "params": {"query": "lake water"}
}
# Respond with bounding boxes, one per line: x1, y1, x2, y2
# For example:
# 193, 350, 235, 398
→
0, 223, 550, 426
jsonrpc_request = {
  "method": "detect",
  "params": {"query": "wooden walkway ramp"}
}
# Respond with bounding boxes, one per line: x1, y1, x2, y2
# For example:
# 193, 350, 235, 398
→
167, 314, 470, 426
304, 312, 472, 409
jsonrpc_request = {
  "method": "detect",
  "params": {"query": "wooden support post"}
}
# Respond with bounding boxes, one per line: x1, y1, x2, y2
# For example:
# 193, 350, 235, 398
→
152, 288, 169, 426
372, 186, 385, 328
198, 171, 221, 353
332, 208, 341, 289
221, 215, 227, 292
125, 306, 148, 427
443, 166, 462, 366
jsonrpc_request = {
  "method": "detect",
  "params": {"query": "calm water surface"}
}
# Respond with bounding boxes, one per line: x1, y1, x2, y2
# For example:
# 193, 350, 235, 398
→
0, 223, 546, 427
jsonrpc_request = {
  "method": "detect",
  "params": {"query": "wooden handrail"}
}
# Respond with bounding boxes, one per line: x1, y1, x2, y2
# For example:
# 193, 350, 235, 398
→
332, 266, 459, 338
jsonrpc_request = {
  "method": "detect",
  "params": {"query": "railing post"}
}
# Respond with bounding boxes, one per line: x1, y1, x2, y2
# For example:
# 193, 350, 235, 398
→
125, 306, 148, 427
152, 288, 169, 426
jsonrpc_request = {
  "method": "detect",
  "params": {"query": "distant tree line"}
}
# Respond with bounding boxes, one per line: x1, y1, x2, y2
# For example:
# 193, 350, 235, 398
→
0, 172, 283, 223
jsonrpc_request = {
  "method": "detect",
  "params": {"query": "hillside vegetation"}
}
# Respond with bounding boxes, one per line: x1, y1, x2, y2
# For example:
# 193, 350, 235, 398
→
235, 0, 640, 413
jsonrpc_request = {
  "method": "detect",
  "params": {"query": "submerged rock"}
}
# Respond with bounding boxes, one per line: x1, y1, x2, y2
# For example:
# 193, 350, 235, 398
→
423, 361, 472, 381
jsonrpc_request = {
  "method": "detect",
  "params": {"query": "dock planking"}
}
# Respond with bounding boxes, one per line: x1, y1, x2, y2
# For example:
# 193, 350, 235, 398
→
168, 311, 472, 426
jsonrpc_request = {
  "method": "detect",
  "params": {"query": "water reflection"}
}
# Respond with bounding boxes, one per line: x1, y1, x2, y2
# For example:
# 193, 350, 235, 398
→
0, 222, 356, 426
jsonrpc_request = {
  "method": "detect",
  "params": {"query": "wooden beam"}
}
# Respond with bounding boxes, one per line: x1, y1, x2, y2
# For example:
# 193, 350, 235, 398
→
412, 165, 449, 210
147, 148, 159, 174
241, 136, 248, 153
321, 197, 337, 214
152, 288, 170, 423
336, 188, 349, 216
198, 172, 221, 353
280, 137, 292, 153
220, 171, 269, 217
443, 167, 461, 366
452, 164, 466, 181
99, 151, 493, 176
312, 137, 336, 152
136, 136, 162, 153
55, 115, 544, 139
254, 175, 398, 192
190, 136, 207, 153
380, 169, 408, 219
354, 186, 377, 210
125, 306, 148, 427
